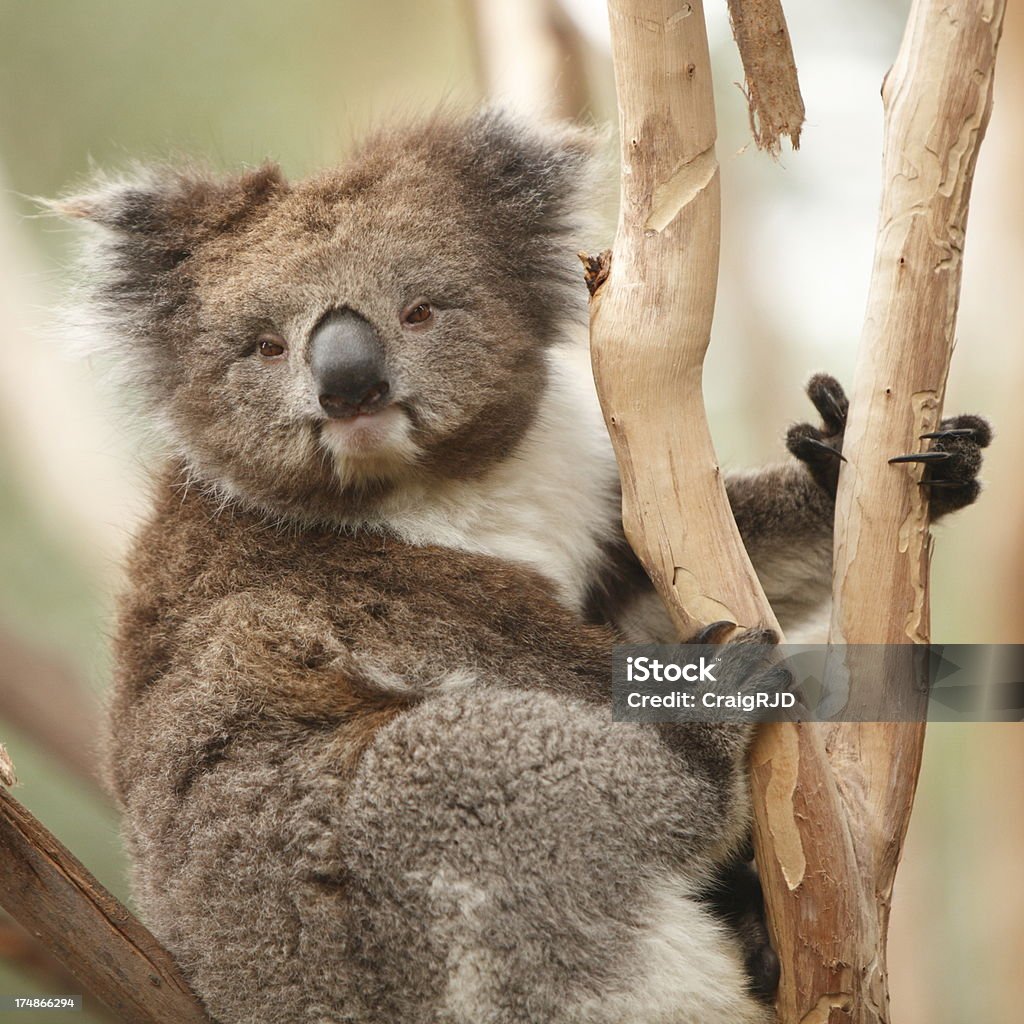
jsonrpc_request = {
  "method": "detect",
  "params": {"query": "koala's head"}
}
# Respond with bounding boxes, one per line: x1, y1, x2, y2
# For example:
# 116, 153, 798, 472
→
61, 110, 596, 522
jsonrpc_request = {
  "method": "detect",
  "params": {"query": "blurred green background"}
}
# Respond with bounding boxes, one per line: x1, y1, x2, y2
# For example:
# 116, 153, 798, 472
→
0, 1, 1020, 1021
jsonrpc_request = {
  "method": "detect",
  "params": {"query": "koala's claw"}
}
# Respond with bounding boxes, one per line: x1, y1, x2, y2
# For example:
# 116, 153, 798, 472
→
920, 427, 978, 440
789, 377, 990, 520
801, 437, 847, 462
786, 373, 850, 494
687, 620, 737, 646
890, 413, 990, 517
888, 451, 952, 465
805, 372, 849, 435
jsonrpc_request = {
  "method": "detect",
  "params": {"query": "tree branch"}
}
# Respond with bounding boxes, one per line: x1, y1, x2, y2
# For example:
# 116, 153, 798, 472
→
0, 786, 212, 1023
586, 10, 859, 1015
589, 0, 775, 637
819, 2, 1006, 1020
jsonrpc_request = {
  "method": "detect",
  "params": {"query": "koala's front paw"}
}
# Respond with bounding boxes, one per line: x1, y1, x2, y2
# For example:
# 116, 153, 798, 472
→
787, 374, 991, 519
683, 625, 792, 721
785, 373, 849, 496
889, 414, 991, 519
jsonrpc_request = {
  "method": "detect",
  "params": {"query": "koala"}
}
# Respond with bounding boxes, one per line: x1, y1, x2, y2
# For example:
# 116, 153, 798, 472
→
59, 109, 988, 1024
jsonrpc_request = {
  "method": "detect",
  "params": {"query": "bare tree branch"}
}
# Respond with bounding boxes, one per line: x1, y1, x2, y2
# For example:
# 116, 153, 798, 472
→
0, 786, 212, 1024
589, 0, 777, 637
817, 2, 1006, 1020
585, 10, 859, 1016
465, 0, 592, 119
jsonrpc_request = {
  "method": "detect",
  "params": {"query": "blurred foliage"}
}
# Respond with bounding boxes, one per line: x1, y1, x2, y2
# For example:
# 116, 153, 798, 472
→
0, 0, 476, 255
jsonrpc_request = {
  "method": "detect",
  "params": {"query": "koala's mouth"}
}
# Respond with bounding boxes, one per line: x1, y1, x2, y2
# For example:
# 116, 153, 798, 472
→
318, 404, 421, 487
321, 404, 404, 451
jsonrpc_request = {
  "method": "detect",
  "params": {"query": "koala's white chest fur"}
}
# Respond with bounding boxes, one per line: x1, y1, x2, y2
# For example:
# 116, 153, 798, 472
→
377, 344, 621, 614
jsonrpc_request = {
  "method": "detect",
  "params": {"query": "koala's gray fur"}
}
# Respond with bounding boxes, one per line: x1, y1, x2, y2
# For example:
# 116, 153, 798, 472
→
58, 109, 984, 1023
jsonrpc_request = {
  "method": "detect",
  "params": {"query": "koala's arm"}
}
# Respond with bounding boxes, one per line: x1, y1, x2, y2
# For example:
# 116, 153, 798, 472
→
728, 374, 992, 633
724, 461, 834, 633
595, 474, 827, 643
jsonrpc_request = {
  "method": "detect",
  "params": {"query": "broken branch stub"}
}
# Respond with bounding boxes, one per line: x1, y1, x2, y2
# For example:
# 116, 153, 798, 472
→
725, 0, 806, 154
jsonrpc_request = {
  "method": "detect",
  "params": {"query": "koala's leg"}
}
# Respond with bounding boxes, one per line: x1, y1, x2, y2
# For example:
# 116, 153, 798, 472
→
340, 684, 773, 1024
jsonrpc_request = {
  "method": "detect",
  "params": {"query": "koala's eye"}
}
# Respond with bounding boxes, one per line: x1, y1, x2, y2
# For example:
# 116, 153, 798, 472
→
401, 301, 433, 327
257, 333, 287, 359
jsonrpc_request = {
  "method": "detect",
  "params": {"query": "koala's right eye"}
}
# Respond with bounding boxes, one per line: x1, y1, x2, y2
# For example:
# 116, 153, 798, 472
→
257, 333, 287, 360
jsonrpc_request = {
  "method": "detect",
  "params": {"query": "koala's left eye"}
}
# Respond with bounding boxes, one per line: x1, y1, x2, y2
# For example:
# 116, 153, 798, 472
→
401, 301, 433, 327
257, 333, 287, 359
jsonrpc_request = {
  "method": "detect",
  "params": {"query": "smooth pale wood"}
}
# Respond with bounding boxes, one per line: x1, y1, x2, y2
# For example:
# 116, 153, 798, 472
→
725, 0, 805, 153
832, 0, 1004, 647
823, 2, 1006, 1020
591, 0, 777, 637
588, 6, 860, 1020
0, 787, 212, 1024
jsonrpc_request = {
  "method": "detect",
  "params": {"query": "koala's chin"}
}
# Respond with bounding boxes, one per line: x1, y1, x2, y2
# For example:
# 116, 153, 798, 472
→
318, 406, 422, 492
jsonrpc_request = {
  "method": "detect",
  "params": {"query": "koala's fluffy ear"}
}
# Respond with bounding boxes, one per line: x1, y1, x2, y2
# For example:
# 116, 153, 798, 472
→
442, 109, 602, 335
54, 162, 286, 364
55, 162, 286, 266
451, 109, 598, 244
54, 163, 286, 398
458, 109, 595, 214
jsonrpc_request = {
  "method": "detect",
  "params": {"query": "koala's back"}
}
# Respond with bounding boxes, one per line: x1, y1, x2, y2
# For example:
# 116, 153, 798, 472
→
108, 471, 766, 1024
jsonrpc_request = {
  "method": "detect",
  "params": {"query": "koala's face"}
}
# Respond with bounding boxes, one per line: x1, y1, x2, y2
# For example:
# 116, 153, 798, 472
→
63, 112, 592, 521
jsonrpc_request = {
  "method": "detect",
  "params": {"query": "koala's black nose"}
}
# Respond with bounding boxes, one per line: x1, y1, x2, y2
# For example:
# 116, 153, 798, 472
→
309, 308, 390, 419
